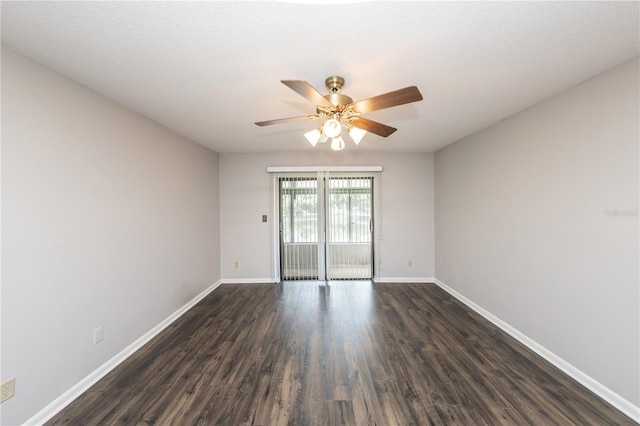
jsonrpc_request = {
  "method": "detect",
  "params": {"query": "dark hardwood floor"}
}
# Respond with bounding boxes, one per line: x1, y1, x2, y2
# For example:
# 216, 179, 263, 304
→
47, 281, 636, 425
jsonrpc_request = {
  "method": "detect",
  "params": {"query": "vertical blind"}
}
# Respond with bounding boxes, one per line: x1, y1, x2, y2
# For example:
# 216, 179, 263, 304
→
279, 173, 373, 281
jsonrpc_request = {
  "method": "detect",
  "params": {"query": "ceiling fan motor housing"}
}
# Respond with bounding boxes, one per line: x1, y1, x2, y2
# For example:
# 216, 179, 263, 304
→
324, 93, 353, 107
323, 76, 353, 107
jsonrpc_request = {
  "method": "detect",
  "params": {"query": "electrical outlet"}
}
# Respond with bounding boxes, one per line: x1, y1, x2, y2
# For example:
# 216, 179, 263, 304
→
408, 260, 413, 267
93, 326, 104, 344
1, 378, 15, 403
262, 215, 267, 222
234, 261, 239, 268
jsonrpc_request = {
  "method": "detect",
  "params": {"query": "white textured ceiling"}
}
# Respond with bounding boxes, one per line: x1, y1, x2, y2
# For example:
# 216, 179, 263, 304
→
2, 1, 638, 154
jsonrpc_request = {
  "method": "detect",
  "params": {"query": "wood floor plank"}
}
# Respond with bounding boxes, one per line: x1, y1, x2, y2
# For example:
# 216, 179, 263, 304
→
342, 340, 386, 425
47, 282, 637, 425
325, 400, 356, 426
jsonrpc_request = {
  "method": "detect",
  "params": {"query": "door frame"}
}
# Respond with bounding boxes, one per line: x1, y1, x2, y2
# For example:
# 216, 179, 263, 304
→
325, 174, 374, 280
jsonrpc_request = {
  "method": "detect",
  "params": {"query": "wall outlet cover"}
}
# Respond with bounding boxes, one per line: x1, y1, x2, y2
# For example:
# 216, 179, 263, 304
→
1, 377, 15, 403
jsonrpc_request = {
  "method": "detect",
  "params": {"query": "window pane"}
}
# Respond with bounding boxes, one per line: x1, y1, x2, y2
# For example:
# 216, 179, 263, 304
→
294, 193, 317, 242
282, 193, 291, 243
350, 193, 371, 242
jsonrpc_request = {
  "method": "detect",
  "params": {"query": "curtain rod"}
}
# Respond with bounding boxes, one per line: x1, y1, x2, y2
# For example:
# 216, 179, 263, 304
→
267, 166, 382, 173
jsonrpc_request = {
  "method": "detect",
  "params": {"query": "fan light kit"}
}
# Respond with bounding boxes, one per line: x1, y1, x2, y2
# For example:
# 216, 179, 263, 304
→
256, 76, 423, 151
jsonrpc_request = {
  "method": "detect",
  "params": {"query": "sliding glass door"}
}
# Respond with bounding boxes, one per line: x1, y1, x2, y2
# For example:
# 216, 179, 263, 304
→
279, 177, 320, 280
279, 173, 373, 281
326, 177, 373, 279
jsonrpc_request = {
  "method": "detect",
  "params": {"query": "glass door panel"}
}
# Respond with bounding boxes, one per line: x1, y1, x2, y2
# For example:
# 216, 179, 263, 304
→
280, 177, 319, 280
326, 177, 373, 280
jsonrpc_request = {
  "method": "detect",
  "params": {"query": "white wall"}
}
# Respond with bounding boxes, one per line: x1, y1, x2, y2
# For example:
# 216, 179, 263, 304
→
1, 47, 221, 425
220, 151, 434, 281
435, 58, 639, 408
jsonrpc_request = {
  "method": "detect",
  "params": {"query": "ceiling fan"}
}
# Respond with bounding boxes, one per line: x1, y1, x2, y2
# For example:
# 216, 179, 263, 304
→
255, 76, 423, 150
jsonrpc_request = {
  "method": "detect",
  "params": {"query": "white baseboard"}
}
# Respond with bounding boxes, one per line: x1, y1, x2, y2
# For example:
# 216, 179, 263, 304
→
433, 278, 640, 423
373, 277, 435, 283
221, 278, 279, 284
224, 278, 435, 284
24, 280, 223, 426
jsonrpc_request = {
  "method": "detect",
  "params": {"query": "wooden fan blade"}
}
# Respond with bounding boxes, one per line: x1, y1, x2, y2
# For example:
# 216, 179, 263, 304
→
349, 116, 397, 137
255, 115, 319, 126
281, 80, 333, 107
348, 86, 423, 114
